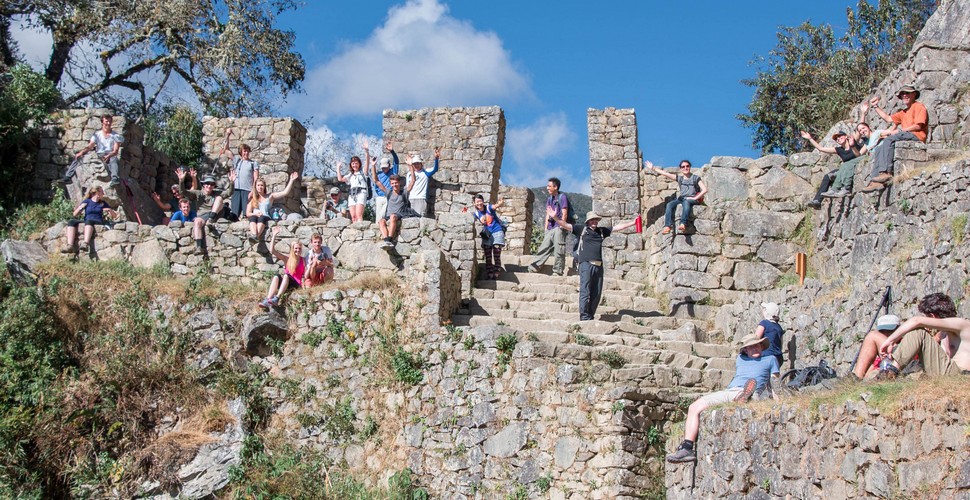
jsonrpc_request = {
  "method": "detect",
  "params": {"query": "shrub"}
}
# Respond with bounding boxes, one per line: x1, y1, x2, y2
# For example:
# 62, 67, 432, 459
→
391, 348, 424, 385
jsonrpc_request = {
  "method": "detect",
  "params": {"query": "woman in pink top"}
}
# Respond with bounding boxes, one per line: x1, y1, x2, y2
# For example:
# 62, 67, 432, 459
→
259, 226, 306, 309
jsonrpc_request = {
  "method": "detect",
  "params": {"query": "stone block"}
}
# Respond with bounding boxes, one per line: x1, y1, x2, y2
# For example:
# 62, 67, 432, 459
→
733, 261, 782, 291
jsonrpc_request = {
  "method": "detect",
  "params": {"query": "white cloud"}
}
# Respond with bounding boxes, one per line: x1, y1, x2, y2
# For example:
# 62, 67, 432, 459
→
9, 16, 52, 71
293, 0, 529, 118
502, 113, 589, 194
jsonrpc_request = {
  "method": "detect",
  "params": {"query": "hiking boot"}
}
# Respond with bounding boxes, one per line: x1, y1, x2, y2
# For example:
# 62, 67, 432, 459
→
78, 241, 89, 252
860, 181, 884, 193
60, 243, 77, 254
248, 234, 258, 243
666, 446, 696, 463
733, 378, 757, 403
661, 226, 672, 235
807, 199, 822, 209
871, 172, 893, 184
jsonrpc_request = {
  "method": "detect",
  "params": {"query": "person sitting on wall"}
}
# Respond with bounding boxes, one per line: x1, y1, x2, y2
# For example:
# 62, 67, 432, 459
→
65, 114, 124, 188
405, 149, 440, 217
304, 233, 335, 287
373, 141, 400, 220
544, 208, 637, 321
799, 131, 865, 207
61, 186, 118, 257
324, 187, 349, 221
258, 226, 306, 309
644, 159, 707, 234
875, 292, 970, 378
666, 334, 781, 464
152, 169, 196, 225
372, 167, 416, 249
169, 197, 196, 225
246, 171, 300, 242
220, 128, 259, 221
860, 85, 928, 193
182, 169, 235, 256
850, 314, 902, 380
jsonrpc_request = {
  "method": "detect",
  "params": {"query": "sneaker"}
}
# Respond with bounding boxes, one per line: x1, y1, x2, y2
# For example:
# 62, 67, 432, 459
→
60, 244, 76, 254
820, 190, 839, 198
527, 264, 539, 273
109, 177, 121, 188
807, 199, 822, 209
258, 298, 271, 310
78, 241, 89, 252
268, 296, 280, 307
666, 446, 696, 463
661, 226, 672, 235
860, 181, 885, 193
872, 172, 893, 184
875, 359, 900, 380
832, 188, 850, 198
248, 234, 258, 243
733, 378, 757, 403
677, 224, 686, 232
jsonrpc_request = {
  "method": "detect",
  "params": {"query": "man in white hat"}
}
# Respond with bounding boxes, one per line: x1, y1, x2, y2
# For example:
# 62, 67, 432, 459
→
405, 148, 440, 217
324, 186, 348, 221
860, 84, 928, 192
666, 333, 780, 464
544, 208, 637, 320
182, 169, 234, 255
372, 141, 399, 220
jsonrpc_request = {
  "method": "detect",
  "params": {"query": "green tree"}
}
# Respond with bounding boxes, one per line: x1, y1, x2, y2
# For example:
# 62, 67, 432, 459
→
141, 104, 204, 169
1, 0, 305, 117
739, 0, 937, 154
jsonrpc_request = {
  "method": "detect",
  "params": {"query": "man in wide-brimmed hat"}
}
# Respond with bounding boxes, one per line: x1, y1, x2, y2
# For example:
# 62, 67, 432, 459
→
860, 84, 928, 193
183, 169, 235, 256
666, 333, 781, 464
543, 209, 637, 320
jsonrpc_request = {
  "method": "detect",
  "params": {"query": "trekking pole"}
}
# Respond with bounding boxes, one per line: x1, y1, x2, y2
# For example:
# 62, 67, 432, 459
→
847, 286, 892, 376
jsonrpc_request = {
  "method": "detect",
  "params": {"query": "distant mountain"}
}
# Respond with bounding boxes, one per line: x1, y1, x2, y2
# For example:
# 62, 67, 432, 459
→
529, 188, 592, 227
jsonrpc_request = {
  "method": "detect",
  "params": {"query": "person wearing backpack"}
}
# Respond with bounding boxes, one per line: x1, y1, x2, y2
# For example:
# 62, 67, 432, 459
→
545, 208, 637, 320
471, 194, 507, 280
528, 177, 572, 276
645, 159, 707, 234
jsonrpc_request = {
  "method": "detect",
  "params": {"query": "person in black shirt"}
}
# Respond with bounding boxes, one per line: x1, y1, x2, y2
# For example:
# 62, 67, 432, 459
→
545, 208, 637, 321
800, 131, 860, 208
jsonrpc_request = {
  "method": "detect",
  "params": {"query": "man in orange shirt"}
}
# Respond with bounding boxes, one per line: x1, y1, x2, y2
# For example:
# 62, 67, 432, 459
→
861, 85, 928, 192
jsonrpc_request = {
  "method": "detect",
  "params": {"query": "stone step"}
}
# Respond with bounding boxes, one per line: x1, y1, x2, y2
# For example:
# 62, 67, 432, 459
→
452, 314, 683, 335
474, 273, 643, 291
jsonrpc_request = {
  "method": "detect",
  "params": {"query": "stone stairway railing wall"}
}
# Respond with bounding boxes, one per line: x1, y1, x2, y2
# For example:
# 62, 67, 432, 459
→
664, 399, 969, 499
496, 184, 534, 255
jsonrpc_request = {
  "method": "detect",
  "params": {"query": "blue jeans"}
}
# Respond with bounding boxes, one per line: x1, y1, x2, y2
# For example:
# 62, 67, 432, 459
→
665, 196, 698, 227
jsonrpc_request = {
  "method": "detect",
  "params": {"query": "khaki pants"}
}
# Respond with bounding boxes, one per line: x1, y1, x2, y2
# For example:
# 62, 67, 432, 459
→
892, 330, 960, 376
531, 227, 567, 275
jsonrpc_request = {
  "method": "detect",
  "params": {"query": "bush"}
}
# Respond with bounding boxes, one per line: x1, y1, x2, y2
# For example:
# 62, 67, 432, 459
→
391, 348, 424, 385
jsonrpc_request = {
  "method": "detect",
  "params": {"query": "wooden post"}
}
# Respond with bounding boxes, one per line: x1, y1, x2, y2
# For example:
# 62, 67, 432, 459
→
795, 252, 807, 285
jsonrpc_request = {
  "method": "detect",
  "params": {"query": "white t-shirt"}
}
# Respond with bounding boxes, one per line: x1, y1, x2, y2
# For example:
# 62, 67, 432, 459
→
408, 170, 431, 200
91, 130, 123, 155
349, 171, 367, 191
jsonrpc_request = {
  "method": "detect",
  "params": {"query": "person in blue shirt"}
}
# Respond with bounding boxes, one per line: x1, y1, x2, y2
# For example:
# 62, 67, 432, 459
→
666, 334, 780, 464
372, 141, 400, 220
757, 302, 785, 367
169, 198, 197, 224
61, 186, 117, 256
471, 194, 507, 280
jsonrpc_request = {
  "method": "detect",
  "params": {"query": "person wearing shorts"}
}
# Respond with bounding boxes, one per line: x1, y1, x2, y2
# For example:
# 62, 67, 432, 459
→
304, 233, 335, 286
338, 152, 369, 223
62, 186, 117, 256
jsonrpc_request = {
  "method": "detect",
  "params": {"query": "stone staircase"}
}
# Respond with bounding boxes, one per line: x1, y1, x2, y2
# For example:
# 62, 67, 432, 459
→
453, 255, 739, 394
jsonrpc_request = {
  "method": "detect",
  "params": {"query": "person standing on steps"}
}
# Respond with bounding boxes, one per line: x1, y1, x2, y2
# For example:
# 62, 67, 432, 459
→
644, 160, 707, 234
666, 334, 780, 464
860, 85, 928, 193
544, 208, 637, 321
471, 194, 507, 280
528, 177, 570, 276
799, 131, 862, 208
67, 114, 124, 187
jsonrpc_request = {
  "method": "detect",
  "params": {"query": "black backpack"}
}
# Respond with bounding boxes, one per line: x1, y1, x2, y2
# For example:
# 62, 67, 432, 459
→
781, 360, 837, 390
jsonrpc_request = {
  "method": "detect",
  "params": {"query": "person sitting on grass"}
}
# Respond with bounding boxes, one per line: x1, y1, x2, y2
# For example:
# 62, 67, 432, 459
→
875, 292, 970, 378
62, 186, 118, 256
259, 226, 306, 309
644, 159, 707, 234
247, 172, 300, 241
756, 302, 785, 368
666, 334, 780, 464
304, 233, 335, 286
850, 314, 902, 380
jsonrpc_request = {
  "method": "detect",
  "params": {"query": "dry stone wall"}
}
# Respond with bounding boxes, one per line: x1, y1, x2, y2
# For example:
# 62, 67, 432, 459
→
201, 116, 307, 214
665, 399, 969, 499
382, 107, 505, 216
588, 108, 641, 219
496, 185, 534, 255
33, 108, 176, 225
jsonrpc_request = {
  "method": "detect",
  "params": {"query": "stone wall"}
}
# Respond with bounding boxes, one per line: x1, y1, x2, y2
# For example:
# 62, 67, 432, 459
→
588, 108, 641, 219
201, 116, 307, 214
37, 214, 473, 316
33, 108, 176, 225
497, 185, 534, 255
382, 107, 505, 216
665, 398, 969, 499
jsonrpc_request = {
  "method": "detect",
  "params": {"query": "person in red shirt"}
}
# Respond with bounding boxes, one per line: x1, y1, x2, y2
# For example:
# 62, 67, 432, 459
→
860, 85, 928, 193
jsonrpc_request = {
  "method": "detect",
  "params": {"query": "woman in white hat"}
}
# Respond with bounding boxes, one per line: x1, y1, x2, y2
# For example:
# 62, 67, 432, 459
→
757, 302, 785, 367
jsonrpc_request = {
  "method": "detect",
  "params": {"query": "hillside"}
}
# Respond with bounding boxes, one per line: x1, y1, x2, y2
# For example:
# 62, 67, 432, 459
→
528, 187, 592, 226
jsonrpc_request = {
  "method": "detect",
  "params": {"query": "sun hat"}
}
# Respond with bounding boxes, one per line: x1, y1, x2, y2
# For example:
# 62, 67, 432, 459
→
329, 187, 340, 195
380, 157, 392, 169
761, 302, 780, 320
585, 211, 603, 222
876, 314, 901, 331
409, 154, 424, 164
896, 85, 920, 99
737, 333, 769, 353
201, 175, 217, 185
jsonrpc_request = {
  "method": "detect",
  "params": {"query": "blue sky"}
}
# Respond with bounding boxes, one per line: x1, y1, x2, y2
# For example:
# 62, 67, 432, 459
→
13, 0, 862, 192
279, 0, 860, 192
